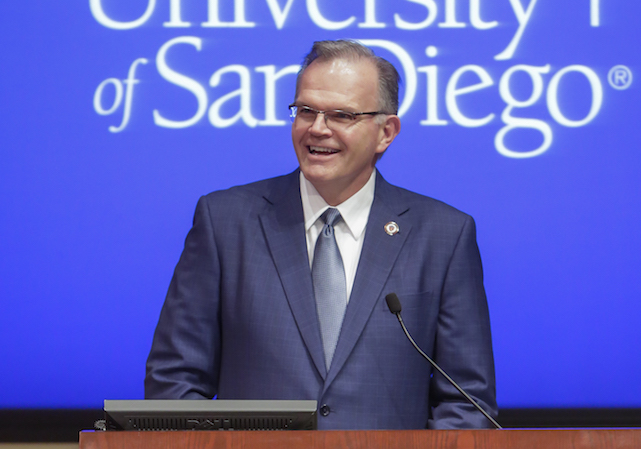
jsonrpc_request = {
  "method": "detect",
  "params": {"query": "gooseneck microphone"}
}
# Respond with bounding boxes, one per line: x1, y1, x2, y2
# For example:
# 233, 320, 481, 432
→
385, 293, 502, 430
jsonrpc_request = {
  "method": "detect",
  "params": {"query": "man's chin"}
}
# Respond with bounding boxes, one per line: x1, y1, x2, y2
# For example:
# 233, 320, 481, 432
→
300, 169, 334, 186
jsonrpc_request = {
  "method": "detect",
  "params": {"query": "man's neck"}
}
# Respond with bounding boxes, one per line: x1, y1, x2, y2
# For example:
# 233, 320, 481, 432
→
309, 172, 376, 206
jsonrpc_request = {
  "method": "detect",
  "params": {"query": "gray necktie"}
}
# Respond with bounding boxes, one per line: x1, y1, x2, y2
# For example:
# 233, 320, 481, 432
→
312, 208, 347, 369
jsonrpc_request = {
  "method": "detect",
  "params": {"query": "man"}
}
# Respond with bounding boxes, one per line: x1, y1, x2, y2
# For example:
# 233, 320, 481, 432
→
145, 40, 498, 429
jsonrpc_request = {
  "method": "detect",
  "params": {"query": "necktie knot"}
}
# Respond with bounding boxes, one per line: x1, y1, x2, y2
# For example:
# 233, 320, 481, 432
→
322, 207, 342, 227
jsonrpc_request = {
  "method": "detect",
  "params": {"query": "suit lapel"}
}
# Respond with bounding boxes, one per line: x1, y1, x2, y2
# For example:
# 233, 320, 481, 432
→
324, 173, 412, 389
259, 171, 327, 379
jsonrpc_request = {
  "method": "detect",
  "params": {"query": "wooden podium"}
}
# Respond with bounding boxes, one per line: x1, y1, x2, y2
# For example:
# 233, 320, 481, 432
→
80, 428, 641, 449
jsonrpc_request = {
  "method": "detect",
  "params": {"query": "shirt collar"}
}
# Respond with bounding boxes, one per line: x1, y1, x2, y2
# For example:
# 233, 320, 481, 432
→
300, 169, 376, 240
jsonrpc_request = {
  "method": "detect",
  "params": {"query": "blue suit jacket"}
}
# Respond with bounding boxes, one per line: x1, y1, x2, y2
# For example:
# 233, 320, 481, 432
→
145, 170, 497, 429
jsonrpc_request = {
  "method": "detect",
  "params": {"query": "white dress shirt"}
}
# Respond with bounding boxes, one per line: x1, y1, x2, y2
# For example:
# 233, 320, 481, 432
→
300, 170, 376, 301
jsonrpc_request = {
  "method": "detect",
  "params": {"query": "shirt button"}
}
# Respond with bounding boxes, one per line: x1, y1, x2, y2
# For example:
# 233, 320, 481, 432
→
319, 404, 331, 416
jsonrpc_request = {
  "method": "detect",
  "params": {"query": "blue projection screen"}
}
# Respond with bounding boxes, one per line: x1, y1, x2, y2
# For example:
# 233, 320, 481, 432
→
1, 1, 639, 409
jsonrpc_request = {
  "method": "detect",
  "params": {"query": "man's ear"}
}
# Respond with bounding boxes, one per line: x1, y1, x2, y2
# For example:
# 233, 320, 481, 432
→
376, 115, 401, 155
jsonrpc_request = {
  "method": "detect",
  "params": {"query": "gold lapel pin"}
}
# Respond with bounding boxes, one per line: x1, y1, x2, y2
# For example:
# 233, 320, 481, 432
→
384, 221, 399, 236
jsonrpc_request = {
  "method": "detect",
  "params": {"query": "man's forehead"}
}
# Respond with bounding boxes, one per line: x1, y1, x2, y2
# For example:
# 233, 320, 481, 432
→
297, 57, 379, 105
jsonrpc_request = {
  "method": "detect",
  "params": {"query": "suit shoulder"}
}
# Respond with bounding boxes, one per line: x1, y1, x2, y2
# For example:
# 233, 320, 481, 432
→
200, 172, 296, 210
383, 182, 473, 224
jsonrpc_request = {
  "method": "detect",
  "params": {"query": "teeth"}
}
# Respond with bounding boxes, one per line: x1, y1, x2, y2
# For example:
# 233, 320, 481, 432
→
309, 146, 339, 154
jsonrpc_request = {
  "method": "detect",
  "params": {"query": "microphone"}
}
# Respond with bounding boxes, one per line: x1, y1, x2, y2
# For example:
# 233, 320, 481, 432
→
385, 293, 502, 429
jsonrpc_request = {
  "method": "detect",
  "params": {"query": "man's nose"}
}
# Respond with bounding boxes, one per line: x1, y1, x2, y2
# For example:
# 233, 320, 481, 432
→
309, 112, 332, 135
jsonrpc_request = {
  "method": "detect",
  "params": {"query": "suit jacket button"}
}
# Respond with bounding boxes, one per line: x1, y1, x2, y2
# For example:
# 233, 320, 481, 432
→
320, 404, 330, 416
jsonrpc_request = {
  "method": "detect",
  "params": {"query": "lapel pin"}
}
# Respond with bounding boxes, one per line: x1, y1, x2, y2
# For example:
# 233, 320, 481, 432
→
384, 221, 399, 236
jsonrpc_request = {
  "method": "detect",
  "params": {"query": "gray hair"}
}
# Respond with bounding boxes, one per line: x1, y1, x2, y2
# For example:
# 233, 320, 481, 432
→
295, 40, 400, 115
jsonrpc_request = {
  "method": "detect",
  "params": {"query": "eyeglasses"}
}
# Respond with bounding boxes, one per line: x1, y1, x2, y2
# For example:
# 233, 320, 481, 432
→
288, 104, 386, 128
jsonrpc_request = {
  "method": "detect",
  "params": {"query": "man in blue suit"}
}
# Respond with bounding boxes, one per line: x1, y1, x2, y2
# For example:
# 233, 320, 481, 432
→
145, 40, 498, 429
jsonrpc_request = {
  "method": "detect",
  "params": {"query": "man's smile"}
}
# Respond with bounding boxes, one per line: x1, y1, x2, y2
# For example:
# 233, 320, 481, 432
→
309, 145, 340, 155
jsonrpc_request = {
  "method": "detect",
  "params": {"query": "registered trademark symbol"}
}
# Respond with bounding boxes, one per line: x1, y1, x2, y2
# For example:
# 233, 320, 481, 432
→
608, 65, 633, 90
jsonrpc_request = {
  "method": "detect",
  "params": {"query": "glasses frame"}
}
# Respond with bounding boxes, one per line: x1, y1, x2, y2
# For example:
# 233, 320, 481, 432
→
288, 104, 387, 127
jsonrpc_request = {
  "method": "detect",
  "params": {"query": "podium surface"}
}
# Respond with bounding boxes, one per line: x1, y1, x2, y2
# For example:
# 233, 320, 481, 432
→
80, 428, 641, 449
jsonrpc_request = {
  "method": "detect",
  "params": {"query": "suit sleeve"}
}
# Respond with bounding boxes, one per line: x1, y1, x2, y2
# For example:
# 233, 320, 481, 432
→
427, 215, 498, 429
145, 196, 221, 399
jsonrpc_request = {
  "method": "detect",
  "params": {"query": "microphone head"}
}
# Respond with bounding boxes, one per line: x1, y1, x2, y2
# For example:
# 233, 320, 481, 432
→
385, 293, 402, 314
